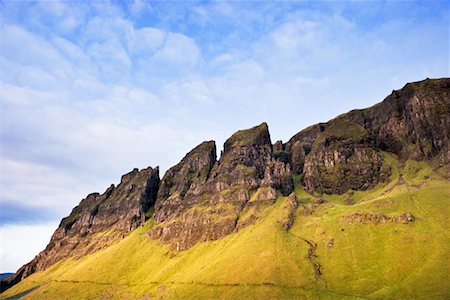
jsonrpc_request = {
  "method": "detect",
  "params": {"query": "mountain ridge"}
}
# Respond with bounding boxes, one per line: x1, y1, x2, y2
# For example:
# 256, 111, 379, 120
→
1, 78, 449, 298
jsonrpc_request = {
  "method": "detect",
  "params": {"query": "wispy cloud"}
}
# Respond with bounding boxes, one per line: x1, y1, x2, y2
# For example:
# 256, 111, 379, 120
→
1, 223, 57, 273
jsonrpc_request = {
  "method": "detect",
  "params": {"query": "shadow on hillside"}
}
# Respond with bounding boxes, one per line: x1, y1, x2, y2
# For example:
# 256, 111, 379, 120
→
5, 285, 41, 300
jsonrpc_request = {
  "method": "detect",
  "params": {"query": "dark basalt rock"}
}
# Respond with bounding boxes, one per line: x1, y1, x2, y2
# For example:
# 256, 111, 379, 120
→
286, 78, 450, 194
285, 123, 325, 174
273, 140, 284, 152
4, 167, 159, 289
364, 79, 450, 164
150, 123, 294, 250
153, 141, 216, 223
303, 120, 390, 194
208, 122, 273, 189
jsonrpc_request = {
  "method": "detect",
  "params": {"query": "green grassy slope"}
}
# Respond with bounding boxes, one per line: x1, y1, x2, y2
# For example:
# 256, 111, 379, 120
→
2, 157, 449, 299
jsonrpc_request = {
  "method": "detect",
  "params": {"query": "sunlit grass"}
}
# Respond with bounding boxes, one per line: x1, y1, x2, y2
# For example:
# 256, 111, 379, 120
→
2, 157, 449, 299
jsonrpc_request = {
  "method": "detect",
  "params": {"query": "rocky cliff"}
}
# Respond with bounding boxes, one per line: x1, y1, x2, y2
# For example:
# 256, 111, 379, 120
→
2, 167, 159, 291
149, 77, 450, 249
150, 123, 293, 250
2, 78, 449, 292
285, 78, 450, 194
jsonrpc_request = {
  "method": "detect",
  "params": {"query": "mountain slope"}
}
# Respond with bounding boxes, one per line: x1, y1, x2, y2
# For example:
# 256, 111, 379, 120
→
1, 167, 160, 290
1, 78, 449, 299
1, 156, 449, 299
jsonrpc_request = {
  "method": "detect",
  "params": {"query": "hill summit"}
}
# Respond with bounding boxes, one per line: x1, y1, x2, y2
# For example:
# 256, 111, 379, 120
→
1, 78, 449, 299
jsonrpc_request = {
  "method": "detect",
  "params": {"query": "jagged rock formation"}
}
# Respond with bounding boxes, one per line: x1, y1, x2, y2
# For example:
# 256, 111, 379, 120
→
366, 79, 450, 163
342, 211, 415, 224
150, 123, 294, 250
2, 78, 449, 293
285, 78, 450, 194
153, 141, 217, 222
2, 167, 159, 291
279, 193, 298, 231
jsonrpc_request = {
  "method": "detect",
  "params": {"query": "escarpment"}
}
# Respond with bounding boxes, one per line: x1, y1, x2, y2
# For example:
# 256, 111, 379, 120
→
302, 121, 390, 194
153, 141, 217, 223
150, 123, 294, 250
285, 78, 450, 194
371, 79, 450, 164
2, 167, 160, 291
3, 78, 449, 292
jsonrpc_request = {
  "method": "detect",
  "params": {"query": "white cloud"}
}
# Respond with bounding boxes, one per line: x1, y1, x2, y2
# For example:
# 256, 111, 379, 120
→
131, 27, 166, 55
84, 16, 134, 47
129, 0, 148, 17
0, 25, 74, 81
210, 53, 235, 66
153, 32, 200, 67
1, 159, 85, 209
2, 82, 61, 107
179, 79, 212, 105
128, 87, 159, 105
0, 223, 57, 272
223, 60, 265, 81
52, 36, 93, 68
271, 20, 320, 51
87, 39, 132, 81
0, 59, 59, 90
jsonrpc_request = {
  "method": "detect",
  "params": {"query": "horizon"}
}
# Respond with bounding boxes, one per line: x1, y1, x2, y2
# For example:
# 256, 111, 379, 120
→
1, 1, 449, 273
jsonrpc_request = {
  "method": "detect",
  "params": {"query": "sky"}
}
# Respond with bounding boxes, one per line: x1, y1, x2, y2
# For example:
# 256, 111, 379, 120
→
0, 0, 448, 273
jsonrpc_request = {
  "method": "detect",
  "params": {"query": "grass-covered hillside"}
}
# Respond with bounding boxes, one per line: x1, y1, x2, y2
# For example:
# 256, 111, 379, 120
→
2, 154, 449, 299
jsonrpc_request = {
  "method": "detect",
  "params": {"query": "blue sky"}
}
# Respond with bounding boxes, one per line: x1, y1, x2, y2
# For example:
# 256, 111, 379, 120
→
0, 1, 448, 272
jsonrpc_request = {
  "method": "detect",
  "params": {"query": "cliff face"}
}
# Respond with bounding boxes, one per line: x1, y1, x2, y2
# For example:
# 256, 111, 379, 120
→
150, 123, 293, 250
286, 78, 450, 194
365, 79, 450, 164
302, 121, 390, 194
153, 141, 217, 223
3, 78, 449, 292
4, 167, 160, 289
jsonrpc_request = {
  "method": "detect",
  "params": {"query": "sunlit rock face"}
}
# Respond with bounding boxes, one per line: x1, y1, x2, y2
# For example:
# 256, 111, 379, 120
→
286, 78, 450, 194
150, 123, 294, 250
8, 167, 160, 287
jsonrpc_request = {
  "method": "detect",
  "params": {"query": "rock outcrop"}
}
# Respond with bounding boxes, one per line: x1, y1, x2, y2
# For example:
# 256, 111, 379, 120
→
153, 141, 217, 223
3, 167, 159, 290
285, 124, 325, 174
302, 120, 390, 194
279, 193, 298, 231
208, 122, 273, 190
286, 78, 450, 194
364, 79, 450, 164
342, 211, 415, 224
150, 123, 294, 250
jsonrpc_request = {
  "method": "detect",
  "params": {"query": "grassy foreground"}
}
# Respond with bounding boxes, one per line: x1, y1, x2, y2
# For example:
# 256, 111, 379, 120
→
2, 156, 449, 299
